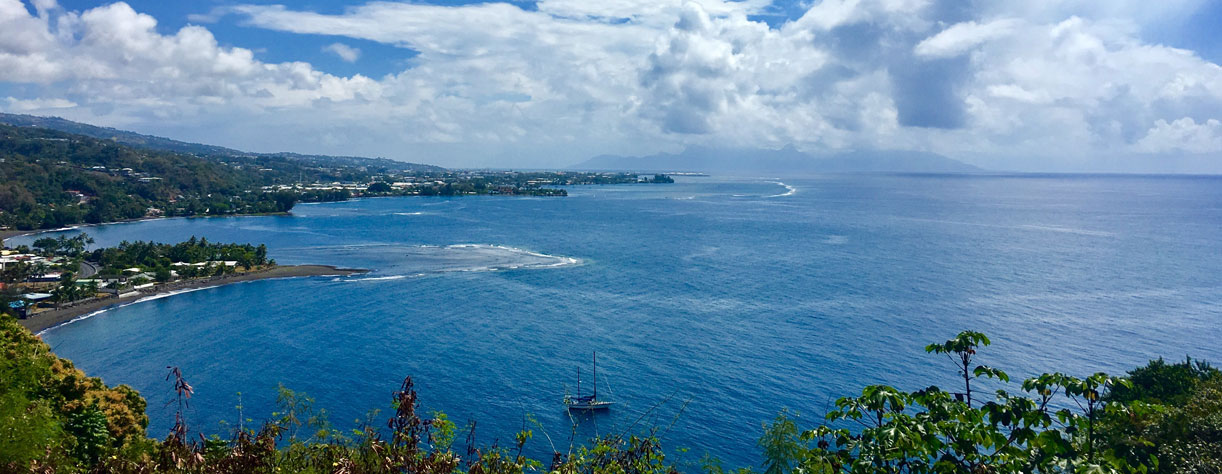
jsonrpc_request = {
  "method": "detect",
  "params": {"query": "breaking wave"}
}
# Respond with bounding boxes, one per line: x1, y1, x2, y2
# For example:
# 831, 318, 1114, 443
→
320, 244, 582, 281
765, 181, 797, 198
412, 244, 582, 272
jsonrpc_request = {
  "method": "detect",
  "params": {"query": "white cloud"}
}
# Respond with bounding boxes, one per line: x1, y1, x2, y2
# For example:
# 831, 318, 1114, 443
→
0, 0, 1220, 169
0, 1, 383, 109
1135, 118, 1222, 154
914, 19, 1021, 58
3, 96, 77, 112
323, 42, 361, 62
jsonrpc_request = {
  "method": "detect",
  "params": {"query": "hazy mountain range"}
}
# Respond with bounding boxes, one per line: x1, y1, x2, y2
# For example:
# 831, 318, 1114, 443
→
572, 145, 983, 175
2, 113, 987, 175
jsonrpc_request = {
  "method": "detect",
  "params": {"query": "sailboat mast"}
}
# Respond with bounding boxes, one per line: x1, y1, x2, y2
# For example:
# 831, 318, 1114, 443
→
593, 352, 598, 399
577, 367, 582, 397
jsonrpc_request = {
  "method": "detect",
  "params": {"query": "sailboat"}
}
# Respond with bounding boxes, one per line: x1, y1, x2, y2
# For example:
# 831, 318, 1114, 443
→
563, 352, 613, 411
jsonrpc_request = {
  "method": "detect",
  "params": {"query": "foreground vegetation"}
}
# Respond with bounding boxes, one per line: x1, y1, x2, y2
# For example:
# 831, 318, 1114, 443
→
2, 319, 1219, 472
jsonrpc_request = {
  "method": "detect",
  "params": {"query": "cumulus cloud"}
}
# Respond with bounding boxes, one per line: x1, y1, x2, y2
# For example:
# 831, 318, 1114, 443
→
0, 0, 1220, 169
4, 96, 77, 112
0, 0, 379, 108
914, 19, 1022, 58
1136, 118, 1222, 154
323, 42, 361, 62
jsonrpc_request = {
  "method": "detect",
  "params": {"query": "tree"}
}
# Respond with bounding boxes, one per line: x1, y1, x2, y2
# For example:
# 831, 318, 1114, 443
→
52, 271, 78, 307
32, 237, 58, 256
1, 261, 31, 284
788, 330, 1136, 473
81, 279, 99, 298
30, 233, 93, 257
237, 252, 255, 270
251, 244, 266, 266
31, 262, 49, 280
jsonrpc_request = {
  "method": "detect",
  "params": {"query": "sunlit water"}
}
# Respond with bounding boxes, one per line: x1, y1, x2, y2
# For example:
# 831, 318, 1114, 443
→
17, 174, 1222, 467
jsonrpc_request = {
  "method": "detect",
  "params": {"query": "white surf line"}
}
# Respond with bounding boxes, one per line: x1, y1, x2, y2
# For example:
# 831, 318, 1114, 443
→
343, 274, 412, 282
35, 285, 223, 336
765, 181, 797, 198
34, 274, 346, 335
443, 244, 583, 266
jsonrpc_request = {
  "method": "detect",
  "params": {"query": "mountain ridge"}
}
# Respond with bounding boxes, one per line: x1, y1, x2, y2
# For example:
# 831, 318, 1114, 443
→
0, 113, 444, 172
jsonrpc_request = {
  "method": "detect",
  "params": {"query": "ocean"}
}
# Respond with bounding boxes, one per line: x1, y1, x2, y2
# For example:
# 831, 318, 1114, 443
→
16, 174, 1222, 467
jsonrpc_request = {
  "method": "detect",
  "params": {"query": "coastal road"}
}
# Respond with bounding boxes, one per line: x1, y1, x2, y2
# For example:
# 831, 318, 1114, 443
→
78, 261, 98, 279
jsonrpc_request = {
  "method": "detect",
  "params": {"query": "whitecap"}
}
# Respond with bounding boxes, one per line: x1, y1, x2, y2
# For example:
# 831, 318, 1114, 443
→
765, 181, 797, 198
397, 244, 583, 273
344, 275, 411, 282
1017, 225, 1114, 237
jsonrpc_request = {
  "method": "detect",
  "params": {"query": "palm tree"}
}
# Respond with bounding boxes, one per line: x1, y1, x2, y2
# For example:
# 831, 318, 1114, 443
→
83, 279, 99, 299
32, 261, 49, 280
54, 271, 78, 308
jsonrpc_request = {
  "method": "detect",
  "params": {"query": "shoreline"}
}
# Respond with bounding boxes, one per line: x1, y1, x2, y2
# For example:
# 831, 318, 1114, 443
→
1, 213, 294, 246
0, 228, 37, 243
17, 264, 366, 334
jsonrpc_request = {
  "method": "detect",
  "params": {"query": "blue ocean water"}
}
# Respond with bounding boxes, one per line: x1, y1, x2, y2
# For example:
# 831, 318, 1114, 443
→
17, 174, 1222, 468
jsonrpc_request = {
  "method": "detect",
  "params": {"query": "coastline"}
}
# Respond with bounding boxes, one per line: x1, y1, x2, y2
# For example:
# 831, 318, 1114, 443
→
0, 228, 35, 244
1, 213, 294, 246
17, 264, 366, 334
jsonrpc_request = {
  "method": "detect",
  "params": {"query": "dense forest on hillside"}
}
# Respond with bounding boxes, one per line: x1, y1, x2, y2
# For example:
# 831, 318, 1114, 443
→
0, 123, 668, 230
0, 125, 304, 230
3, 320, 1220, 473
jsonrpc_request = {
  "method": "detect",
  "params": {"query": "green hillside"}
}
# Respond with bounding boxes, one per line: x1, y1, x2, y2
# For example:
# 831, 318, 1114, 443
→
0, 113, 443, 174
0, 124, 300, 230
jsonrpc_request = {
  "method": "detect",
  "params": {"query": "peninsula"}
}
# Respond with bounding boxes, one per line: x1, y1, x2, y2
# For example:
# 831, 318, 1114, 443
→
2, 234, 366, 333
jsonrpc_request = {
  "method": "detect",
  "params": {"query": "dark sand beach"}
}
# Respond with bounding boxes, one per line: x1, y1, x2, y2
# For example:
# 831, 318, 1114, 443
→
17, 265, 366, 333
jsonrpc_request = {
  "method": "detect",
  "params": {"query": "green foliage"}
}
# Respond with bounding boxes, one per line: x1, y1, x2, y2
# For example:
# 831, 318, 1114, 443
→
759, 410, 801, 474
0, 314, 148, 471
33, 233, 93, 257
90, 236, 271, 275
366, 181, 393, 194
0, 124, 297, 230
4, 320, 1222, 473
272, 384, 337, 445
0, 360, 67, 468
757, 331, 1222, 474
1106, 357, 1219, 406
64, 405, 113, 465
52, 271, 80, 305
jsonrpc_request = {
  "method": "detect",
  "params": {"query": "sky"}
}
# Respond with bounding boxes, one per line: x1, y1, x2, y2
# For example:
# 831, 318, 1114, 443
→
2, 0, 1222, 171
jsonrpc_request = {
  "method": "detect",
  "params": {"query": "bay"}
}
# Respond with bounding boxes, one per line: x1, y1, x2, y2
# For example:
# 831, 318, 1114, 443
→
17, 174, 1222, 467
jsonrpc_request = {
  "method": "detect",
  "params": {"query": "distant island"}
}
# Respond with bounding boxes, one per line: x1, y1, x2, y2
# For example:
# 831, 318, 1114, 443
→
572, 144, 982, 175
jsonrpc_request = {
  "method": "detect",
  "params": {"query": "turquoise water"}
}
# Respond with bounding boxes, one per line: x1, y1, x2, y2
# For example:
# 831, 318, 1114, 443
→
19, 174, 1222, 467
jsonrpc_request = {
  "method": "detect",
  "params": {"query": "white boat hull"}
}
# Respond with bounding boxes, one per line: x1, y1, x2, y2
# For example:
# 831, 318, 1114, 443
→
565, 400, 613, 411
